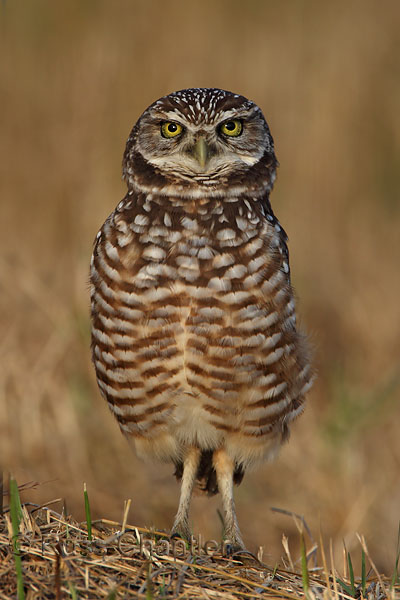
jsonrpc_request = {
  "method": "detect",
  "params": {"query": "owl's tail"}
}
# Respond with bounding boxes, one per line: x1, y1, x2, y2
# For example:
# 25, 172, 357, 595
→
174, 450, 245, 496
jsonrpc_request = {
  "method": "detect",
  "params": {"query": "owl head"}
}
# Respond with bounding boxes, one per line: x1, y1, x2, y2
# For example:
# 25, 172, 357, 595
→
123, 88, 277, 197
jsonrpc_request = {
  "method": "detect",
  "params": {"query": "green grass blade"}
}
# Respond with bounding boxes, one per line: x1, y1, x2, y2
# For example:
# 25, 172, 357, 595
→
158, 574, 167, 598
347, 552, 355, 596
146, 560, 154, 600
10, 476, 23, 521
83, 483, 92, 542
9, 477, 25, 600
0, 471, 4, 516
336, 577, 354, 597
68, 581, 79, 599
300, 532, 309, 595
391, 522, 400, 589
361, 548, 366, 596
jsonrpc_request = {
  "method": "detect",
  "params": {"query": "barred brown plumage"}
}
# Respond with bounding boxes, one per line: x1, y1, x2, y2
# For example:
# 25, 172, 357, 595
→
90, 88, 314, 549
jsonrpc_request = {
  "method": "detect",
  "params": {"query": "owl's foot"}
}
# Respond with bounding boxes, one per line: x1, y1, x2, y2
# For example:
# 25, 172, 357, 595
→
222, 528, 246, 555
213, 449, 246, 555
171, 447, 201, 544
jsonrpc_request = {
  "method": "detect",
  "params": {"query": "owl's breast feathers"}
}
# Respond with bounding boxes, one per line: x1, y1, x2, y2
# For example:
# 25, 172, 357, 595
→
90, 191, 313, 466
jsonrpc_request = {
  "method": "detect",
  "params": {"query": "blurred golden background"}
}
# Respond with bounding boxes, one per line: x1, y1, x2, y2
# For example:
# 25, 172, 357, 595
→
1, 0, 399, 573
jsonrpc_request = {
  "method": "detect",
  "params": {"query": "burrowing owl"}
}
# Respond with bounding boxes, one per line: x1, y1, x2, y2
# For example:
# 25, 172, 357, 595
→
90, 88, 313, 549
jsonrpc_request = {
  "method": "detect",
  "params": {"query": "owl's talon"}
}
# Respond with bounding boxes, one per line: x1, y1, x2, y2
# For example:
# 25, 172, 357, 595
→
223, 541, 246, 557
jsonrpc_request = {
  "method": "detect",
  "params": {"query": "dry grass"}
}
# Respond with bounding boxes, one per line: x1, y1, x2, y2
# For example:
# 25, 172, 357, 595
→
1, 0, 400, 583
1, 481, 398, 599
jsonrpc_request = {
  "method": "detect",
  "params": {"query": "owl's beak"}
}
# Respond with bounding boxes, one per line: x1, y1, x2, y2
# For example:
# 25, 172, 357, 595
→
192, 137, 210, 169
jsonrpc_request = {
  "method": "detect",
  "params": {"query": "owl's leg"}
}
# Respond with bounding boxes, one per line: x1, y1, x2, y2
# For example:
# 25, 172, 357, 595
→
171, 447, 201, 541
213, 449, 245, 551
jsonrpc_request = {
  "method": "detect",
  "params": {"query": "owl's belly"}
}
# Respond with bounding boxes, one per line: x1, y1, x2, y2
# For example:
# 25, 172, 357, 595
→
92, 276, 305, 466
171, 292, 293, 444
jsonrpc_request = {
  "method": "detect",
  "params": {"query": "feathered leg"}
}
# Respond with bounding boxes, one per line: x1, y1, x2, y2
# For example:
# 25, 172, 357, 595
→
171, 447, 201, 540
213, 448, 245, 550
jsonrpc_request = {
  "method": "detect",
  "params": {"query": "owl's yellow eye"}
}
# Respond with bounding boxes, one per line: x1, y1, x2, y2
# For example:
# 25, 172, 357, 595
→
220, 119, 243, 137
161, 121, 183, 138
